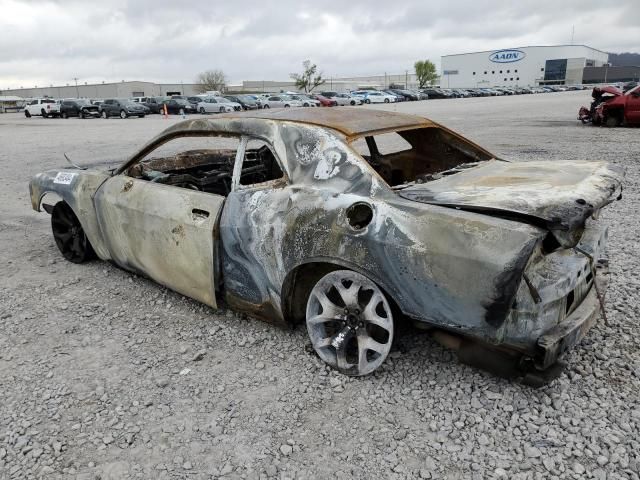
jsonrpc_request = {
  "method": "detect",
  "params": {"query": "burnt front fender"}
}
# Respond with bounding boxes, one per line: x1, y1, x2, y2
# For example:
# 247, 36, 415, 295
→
29, 169, 111, 259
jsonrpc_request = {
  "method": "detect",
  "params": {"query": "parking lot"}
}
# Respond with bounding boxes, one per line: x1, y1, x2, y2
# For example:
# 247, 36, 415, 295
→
1, 90, 639, 480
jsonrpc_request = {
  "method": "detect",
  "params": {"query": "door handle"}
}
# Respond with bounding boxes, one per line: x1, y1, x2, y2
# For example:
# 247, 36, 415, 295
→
192, 208, 210, 221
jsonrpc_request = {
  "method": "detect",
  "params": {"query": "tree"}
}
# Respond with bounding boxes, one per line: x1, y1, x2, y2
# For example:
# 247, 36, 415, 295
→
414, 60, 438, 88
290, 60, 325, 93
194, 69, 227, 93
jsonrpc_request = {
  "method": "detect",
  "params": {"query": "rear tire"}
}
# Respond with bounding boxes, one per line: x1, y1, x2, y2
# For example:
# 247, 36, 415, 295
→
62, 112, 68, 119
25, 110, 32, 118
41, 109, 48, 118
78, 110, 84, 119
120, 110, 127, 119
179, 108, 185, 116
384, 98, 390, 103
306, 270, 394, 376
51, 202, 95, 264
263, 104, 270, 109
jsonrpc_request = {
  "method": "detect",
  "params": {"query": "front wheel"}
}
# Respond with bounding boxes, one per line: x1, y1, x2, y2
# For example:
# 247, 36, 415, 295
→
263, 104, 270, 109
61, 112, 68, 119
51, 202, 95, 264
78, 110, 84, 119
384, 98, 390, 103
284, 104, 290, 108
41, 109, 48, 118
350, 100, 355, 106
119, 110, 127, 119
200, 107, 206, 114
306, 270, 394, 376
25, 110, 32, 118
101, 110, 108, 119
179, 108, 185, 116
365, 99, 370, 104
605, 115, 621, 127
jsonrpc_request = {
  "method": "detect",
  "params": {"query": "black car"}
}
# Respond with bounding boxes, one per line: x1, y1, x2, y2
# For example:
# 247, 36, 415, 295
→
171, 96, 202, 109
224, 95, 260, 110
421, 88, 450, 99
135, 96, 166, 114
100, 99, 149, 118
162, 99, 196, 115
389, 89, 418, 101
60, 99, 100, 118
383, 90, 406, 102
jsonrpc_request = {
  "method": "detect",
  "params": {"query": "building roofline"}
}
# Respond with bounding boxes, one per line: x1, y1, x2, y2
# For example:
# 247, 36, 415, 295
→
442, 44, 609, 58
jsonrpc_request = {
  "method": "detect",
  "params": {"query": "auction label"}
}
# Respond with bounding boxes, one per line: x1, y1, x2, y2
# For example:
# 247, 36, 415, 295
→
53, 172, 77, 185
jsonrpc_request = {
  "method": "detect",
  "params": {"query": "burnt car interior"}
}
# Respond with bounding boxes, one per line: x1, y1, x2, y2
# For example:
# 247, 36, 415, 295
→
126, 137, 284, 196
355, 127, 494, 187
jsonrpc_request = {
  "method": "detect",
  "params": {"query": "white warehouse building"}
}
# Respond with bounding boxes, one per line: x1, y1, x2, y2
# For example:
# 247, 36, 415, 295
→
440, 45, 609, 89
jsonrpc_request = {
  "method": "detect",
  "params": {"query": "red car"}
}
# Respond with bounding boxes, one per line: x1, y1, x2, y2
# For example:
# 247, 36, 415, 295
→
580, 85, 640, 126
311, 94, 338, 107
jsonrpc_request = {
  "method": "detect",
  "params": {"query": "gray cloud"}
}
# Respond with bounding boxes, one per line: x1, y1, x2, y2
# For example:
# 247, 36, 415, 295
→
0, 0, 638, 89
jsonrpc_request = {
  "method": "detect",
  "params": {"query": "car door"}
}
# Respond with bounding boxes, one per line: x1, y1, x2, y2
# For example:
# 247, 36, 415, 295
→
94, 175, 224, 307
626, 90, 640, 123
269, 96, 283, 107
93, 168, 225, 308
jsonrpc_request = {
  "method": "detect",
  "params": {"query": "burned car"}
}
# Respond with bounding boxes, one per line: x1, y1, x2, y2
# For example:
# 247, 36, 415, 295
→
29, 109, 623, 382
579, 84, 640, 126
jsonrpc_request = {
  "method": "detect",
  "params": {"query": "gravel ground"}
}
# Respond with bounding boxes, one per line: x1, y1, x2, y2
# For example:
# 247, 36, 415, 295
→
0, 91, 639, 480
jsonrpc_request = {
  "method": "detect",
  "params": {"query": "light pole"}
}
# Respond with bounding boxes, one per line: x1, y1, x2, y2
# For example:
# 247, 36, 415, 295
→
73, 77, 79, 98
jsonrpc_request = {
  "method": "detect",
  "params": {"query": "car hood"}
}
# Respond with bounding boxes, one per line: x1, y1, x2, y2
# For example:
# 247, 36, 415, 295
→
399, 159, 623, 247
593, 86, 622, 97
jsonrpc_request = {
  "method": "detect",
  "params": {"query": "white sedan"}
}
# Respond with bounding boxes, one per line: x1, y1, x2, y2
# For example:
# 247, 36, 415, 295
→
332, 93, 362, 106
197, 97, 241, 114
287, 94, 320, 107
262, 95, 302, 108
352, 91, 396, 104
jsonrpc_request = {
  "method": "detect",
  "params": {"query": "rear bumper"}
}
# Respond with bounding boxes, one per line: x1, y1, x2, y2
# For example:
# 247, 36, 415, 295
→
535, 267, 608, 369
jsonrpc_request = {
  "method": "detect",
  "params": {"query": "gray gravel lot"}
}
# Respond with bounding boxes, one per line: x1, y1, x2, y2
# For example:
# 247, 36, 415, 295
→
1, 91, 639, 480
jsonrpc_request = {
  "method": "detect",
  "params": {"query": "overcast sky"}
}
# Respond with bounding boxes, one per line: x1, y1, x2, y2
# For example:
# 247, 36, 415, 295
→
1, 0, 638, 89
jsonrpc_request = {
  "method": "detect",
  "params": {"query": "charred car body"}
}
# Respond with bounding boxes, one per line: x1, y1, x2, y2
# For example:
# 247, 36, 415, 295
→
579, 85, 640, 126
29, 109, 623, 383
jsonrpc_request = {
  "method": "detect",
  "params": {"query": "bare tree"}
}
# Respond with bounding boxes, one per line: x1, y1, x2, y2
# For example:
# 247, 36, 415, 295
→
194, 69, 227, 93
290, 60, 325, 93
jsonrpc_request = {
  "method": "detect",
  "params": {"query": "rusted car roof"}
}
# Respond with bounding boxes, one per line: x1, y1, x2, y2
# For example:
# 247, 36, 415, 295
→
219, 107, 435, 138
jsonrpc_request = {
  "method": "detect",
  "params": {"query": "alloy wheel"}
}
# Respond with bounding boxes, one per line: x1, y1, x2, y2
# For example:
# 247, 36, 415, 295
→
306, 270, 394, 376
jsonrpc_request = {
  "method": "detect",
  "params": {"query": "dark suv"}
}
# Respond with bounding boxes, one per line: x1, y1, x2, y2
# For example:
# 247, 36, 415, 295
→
60, 99, 100, 118
162, 99, 196, 115
100, 99, 148, 118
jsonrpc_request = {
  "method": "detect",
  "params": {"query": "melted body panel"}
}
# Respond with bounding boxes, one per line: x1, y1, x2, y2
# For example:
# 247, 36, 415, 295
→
93, 176, 223, 308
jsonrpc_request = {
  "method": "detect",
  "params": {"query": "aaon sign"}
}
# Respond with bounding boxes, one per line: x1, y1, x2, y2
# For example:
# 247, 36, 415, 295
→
489, 49, 526, 63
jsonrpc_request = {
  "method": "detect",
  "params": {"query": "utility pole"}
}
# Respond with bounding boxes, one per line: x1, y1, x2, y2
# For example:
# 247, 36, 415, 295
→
405, 70, 408, 89
570, 25, 575, 44
73, 77, 79, 98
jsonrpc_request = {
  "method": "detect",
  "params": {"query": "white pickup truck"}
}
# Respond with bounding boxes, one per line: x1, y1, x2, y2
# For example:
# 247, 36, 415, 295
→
24, 98, 61, 118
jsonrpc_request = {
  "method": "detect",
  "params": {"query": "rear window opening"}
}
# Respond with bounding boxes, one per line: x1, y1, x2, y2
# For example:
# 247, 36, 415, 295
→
351, 127, 493, 188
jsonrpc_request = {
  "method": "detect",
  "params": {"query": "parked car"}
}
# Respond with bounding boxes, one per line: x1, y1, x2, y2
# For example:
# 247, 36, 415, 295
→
421, 88, 449, 99
330, 93, 362, 106
287, 94, 320, 107
224, 95, 260, 110
132, 96, 165, 114
161, 98, 196, 115
24, 98, 60, 118
351, 90, 396, 104
382, 90, 406, 102
196, 97, 235, 114
60, 99, 100, 118
262, 95, 302, 108
389, 89, 418, 101
29, 108, 623, 383
310, 94, 338, 107
99, 99, 149, 118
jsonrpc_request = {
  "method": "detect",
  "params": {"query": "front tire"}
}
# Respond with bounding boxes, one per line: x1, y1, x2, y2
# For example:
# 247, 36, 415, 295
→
306, 270, 394, 376
384, 98, 390, 103
365, 99, 370, 104
350, 100, 356, 106
25, 110, 32, 118
263, 104, 270, 109
200, 107, 206, 114
119, 110, 127, 119
51, 202, 95, 264
102, 110, 108, 119
41, 109, 48, 118
605, 114, 621, 127
78, 110, 84, 119
179, 108, 185, 116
